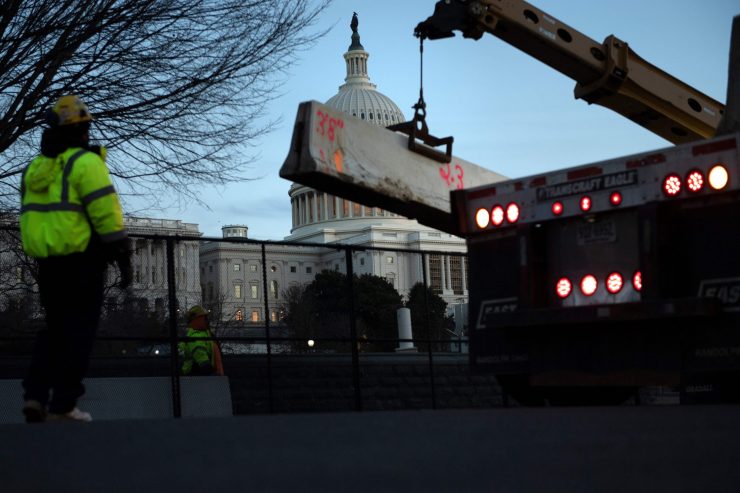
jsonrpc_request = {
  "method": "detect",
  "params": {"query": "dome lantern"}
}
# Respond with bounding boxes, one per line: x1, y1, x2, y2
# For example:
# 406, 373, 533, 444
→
325, 13, 406, 126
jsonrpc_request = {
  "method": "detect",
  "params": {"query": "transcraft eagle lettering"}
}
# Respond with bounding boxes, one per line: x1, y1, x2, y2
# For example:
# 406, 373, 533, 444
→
536, 170, 637, 202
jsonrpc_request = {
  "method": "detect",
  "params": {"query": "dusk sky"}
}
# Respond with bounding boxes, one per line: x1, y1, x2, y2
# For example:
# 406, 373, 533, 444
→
138, 0, 738, 240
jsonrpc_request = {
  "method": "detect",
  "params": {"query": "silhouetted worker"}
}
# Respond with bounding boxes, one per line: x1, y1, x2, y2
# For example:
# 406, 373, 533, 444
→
20, 95, 131, 423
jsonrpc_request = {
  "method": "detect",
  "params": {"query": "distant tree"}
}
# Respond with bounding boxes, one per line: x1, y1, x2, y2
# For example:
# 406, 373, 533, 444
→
281, 270, 403, 352
0, 219, 39, 351
405, 282, 451, 352
0, 221, 37, 303
353, 273, 403, 351
280, 283, 316, 352
0, 0, 331, 210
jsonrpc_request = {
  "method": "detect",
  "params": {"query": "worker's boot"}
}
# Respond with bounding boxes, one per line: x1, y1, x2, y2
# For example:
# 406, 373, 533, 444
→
47, 407, 93, 423
22, 400, 47, 423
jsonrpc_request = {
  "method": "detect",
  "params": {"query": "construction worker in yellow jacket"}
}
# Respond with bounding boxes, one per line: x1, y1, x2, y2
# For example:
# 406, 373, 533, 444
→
20, 95, 132, 423
180, 306, 224, 376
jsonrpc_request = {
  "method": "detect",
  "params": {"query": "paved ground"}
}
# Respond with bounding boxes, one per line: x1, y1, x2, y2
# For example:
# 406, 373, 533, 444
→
2, 406, 739, 493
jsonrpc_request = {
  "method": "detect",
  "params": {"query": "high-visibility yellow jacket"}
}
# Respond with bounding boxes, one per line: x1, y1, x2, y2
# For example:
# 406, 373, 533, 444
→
179, 327, 216, 376
20, 147, 126, 258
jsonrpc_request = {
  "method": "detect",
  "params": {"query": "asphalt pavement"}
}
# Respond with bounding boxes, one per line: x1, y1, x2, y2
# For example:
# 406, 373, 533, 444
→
2, 406, 739, 493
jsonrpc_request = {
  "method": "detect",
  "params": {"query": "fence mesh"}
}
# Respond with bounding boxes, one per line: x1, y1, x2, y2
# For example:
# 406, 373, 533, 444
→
0, 226, 481, 418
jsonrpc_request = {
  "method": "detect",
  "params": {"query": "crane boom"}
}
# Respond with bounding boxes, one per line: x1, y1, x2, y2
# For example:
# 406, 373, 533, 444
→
415, 0, 725, 144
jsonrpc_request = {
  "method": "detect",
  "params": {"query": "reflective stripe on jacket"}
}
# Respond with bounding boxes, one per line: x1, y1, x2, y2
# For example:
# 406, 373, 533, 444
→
20, 147, 126, 258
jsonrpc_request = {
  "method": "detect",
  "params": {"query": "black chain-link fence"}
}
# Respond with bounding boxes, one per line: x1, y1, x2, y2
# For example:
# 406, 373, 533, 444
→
0, 225, 481, 417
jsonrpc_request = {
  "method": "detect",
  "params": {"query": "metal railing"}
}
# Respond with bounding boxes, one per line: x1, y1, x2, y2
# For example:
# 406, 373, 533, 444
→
0, 226, 471, 416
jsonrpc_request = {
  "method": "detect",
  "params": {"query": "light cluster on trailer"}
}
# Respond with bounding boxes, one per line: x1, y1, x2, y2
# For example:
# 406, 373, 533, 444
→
462, 135, 737, 233
556, 271, 642, 299
661, 165, 729, 197
473, 160, 731, 230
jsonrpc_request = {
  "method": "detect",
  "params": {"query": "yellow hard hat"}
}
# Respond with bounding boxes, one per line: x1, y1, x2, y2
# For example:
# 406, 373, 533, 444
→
186, 305, 208, 322
46, 95, 93, 127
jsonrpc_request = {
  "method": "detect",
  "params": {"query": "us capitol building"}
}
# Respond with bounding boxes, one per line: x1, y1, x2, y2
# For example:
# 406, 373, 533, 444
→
129, 16, 470, 325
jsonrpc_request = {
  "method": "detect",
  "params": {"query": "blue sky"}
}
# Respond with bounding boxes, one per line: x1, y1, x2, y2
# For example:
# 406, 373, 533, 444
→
149, 0, 738, 240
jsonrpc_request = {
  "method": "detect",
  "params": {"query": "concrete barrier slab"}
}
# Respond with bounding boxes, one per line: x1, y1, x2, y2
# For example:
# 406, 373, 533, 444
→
0, 376, 232, 423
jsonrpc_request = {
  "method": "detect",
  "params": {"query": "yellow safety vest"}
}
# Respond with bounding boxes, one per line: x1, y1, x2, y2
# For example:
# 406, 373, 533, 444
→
179, 327, 216, 375
20, 147, 126, 258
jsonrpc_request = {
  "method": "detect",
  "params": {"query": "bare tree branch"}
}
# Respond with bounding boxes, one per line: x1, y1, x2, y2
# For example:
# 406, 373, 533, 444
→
0, 0, 331, 211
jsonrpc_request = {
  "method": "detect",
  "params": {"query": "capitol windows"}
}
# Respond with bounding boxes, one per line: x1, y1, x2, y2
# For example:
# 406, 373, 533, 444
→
353, 202, 361, 216
386, 273, 396, 288
270, 280, 279, 299
451, 256, 464, 295
270, 265, 278, 273
234, 263, 240, 272
235, 309, 244, 322
428, 254, 442, 294
251, 310, 259, 322
250, 284, 258, 299
234, 284, 242, 299
386, 256, 395, 264
250, 264, 258, 272
342, 199, 350, 217
290, 266, 297, 273
306, 266, 313, 274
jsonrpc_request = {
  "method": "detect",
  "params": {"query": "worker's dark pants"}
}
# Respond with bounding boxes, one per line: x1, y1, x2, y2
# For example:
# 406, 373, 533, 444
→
23, 252, 106, 414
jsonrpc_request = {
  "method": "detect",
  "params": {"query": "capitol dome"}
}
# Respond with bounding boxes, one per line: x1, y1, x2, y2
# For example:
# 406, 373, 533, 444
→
325, 12, 406, 126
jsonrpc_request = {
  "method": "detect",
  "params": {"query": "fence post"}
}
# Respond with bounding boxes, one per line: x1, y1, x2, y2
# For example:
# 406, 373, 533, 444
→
261, 244, 274, 413
166, 237, 182, 418
421, 252, 437, 409
345, 247, 362, 411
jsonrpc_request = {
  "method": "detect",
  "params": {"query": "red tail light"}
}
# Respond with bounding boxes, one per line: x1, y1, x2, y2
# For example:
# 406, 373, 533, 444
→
632, 271, 642, 292
556, 277, 572, 298
580, 275, 598, 296
609, 191, 622, 206
552, 201, 564, 216
685, 169, 704, 193
580, 196, 592, 212
662, 174, 682, 196
606, 272, 623, 294
491, 205, 504, 226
